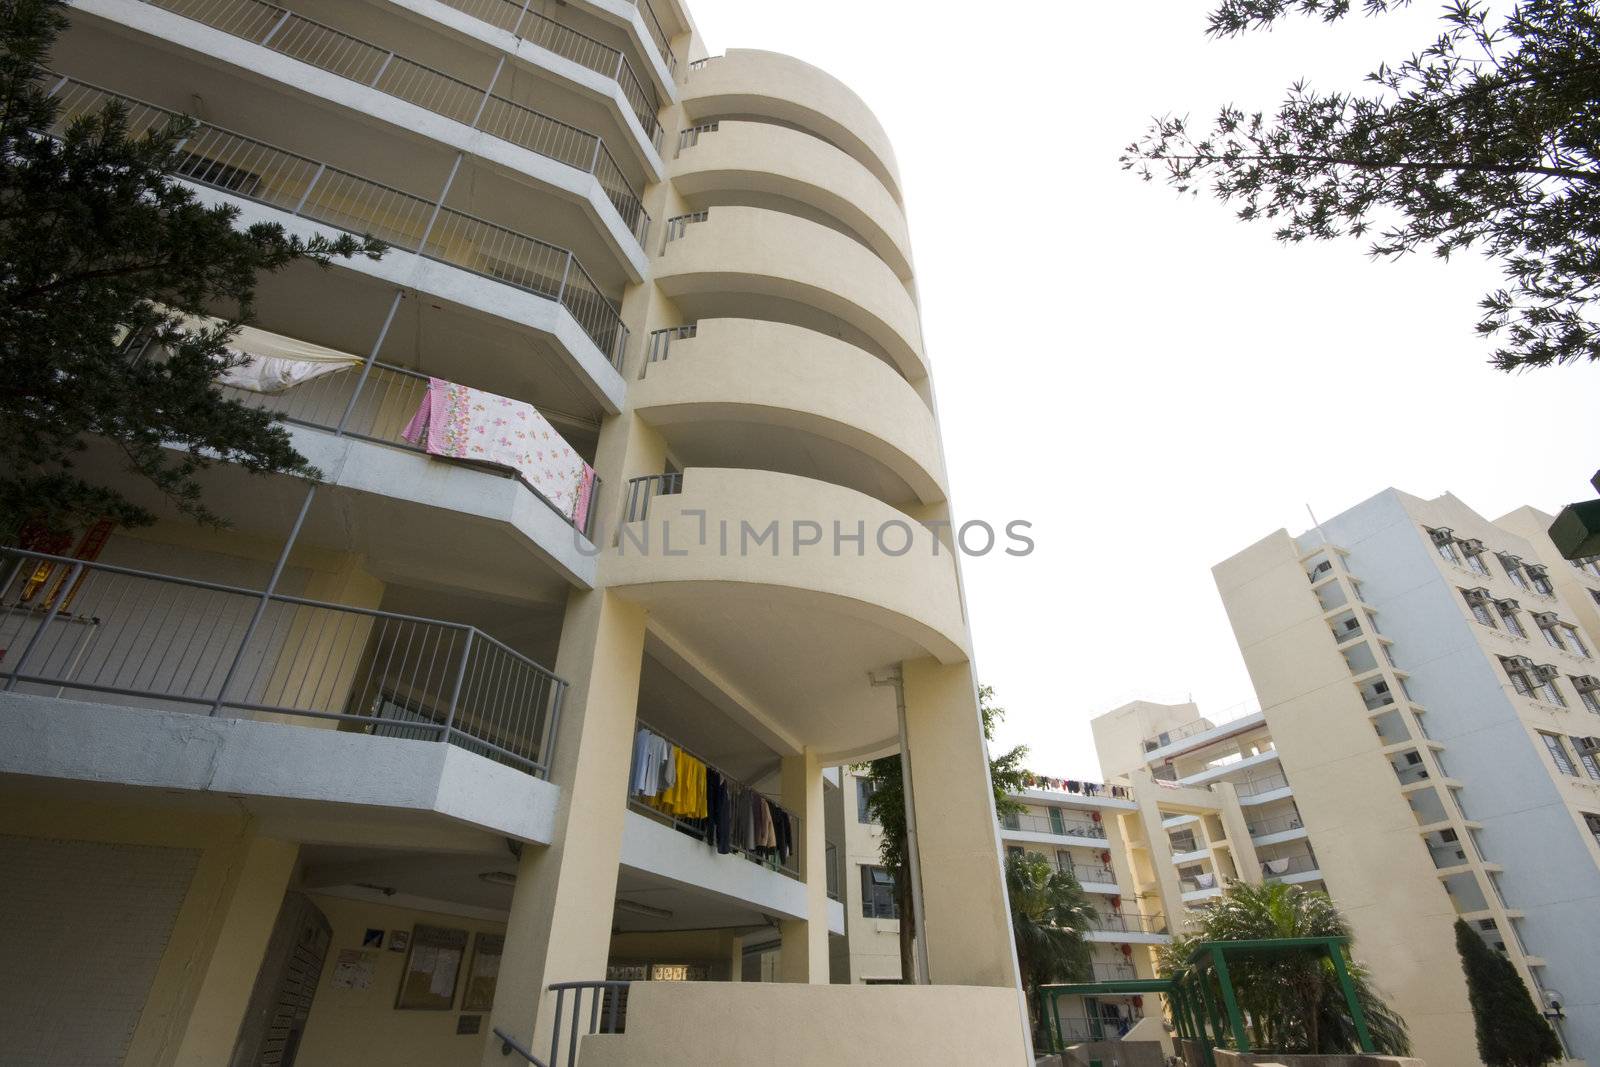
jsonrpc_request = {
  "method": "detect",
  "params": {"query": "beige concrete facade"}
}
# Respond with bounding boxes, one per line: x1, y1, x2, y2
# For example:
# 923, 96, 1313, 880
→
3, 3, 1032, 1064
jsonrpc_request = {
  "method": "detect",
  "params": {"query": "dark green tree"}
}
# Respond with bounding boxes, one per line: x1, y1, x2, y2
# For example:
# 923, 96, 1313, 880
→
1160, 881, 1410, 1054
1005, 849, 1095, 1043
0, 0, 383, 544
862, 683, 1029, 981
1454, 918, 1563, 1066
1123, 0, 1600, 372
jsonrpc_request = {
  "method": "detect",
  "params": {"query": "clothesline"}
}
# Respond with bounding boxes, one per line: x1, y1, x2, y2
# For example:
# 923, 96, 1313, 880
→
1023, 773, 1132, 801
629, 723, 798, 868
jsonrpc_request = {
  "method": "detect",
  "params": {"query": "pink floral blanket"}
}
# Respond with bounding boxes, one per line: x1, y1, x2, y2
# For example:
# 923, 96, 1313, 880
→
402, 378, 595, 533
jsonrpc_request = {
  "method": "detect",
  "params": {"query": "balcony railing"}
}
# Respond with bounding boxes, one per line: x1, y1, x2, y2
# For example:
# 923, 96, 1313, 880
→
1234, 773, 1291, 798
47, 76, 629, 367
642, 324, 696, 375
1051, 1016, 1136, 1045
1002, 812, 1107, 840
0, 548, 566, 777
676, 120, 719, 154
138, 0, 650, 245
204, 354, 601, 535
1261, 854, 1320, 881
1059, 860, 1118, 885
1092, 962, 1137, 982
1092, 912, 1168, 936
430, 0, 663, 148
628, 721, 801, 881
627, 0, 677, 74
1141, 703, 1260, 753
623, 473, 683, 522
662, 210, 709, 249
1247, 812, 1305, 837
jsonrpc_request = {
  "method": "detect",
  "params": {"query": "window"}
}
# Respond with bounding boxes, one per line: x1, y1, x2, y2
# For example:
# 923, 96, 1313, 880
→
1541, 733, 1578, 777
1500, 554, 1529, 589
1436, 539, 1462, 565
1504, 660, 1535, 696
1465, 551, 1491, 577
861, 866, 899, 918
1586, 814, 1600, 850
1564, 626, 1591, 658
856, 777, 879, 823
1577, 743, 1600, 782
1538, 673, 1568, 707
1591, 589, 1600, 610
1539, 618, 1567, 651
1581, 688, 1600, 715
1048, 807, 1066, 835
1529, 566, 1555, 596
1498, 602, 1527, 638
1463, 590, 1497, 628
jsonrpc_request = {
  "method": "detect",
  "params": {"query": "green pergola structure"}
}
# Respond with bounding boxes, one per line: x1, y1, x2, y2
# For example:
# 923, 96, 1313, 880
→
1038, 936, 1375, 1067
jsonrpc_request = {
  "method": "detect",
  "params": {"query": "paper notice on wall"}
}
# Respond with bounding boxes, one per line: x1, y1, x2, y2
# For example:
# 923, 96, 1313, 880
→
429, 948, 461, 997
331, 949, 376, 990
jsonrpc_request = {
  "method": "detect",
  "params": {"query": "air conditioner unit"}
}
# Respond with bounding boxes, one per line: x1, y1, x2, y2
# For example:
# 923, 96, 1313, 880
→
1496, 598, 1521, 612
1574, 737, 1600, 757
1463, 587, 1492, 603
1535, 664, 1561, 682
1505, 655, 1537, 672
1460, 538, 1486, 554
1572, 675, 1600, 693
1534, 611, 1560, 626
1429, 527, 1455, 545
1527, 564, 1550, 578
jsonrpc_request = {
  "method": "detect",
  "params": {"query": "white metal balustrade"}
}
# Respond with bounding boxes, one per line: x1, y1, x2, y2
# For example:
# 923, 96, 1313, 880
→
46, 76, 630, 368
0, 549, 567, 777
136, 0, 650, 245
430, 0, 663, 148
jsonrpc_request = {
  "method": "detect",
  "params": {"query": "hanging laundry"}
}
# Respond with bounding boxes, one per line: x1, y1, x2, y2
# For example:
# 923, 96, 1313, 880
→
629, 728, 672, 797
401, 377, 597, 532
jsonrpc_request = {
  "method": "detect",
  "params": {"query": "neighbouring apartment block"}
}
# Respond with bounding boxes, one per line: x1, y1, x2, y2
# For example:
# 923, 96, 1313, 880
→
0, 1, 1034, 1063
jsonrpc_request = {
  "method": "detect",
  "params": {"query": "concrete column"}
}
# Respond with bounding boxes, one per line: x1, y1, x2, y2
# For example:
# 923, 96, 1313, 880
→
728, 933, 744, 983
1130, 773, 1190, 932
777, 750, 827, 983
481, 588, 649, 1064
170, 835, 300, 1066
898, 657, 1019, 990
1213, 783, 1262, 882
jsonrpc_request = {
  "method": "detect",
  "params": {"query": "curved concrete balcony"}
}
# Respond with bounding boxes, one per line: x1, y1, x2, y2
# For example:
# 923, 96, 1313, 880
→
634, 319, 945, 507
654, 208, 926, 383
671, 121, 911, 279
605, 468, 968, 761
684, 50, 902, 204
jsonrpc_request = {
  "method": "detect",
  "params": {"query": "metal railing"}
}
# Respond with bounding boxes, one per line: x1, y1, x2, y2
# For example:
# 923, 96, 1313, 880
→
1060, 860, 1118, 885
662, 210, 708, 249
1234, 772, 1291, 797
1050, 1016, 1135, 1045
1002, 812, 1107, 840
688, 56, 716, 72
628, 720, 802, 881
627, 0, 676, 74
642, 324, 695, 375
431, 0, 662, 147
1261, 854, 1320, 880
1093, 912, 1168, 935
1141, 703, 1261, 752
208, 355, 600, 534
1247, 812, 1305, 837
826, 840, 840, 901
676, 120, 718, 154
623, 473, 683, 522
47, 76, 628, 367
139, 0, 650, 246
495, 980, 630, 1066
0, 548, 566, 777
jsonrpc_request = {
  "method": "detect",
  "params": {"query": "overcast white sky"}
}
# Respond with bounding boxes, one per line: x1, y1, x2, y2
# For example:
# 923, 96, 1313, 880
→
687, 1, 1600, 779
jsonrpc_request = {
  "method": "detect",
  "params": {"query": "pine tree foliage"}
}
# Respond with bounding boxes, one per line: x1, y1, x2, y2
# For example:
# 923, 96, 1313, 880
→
1124, 0, 1600, 372
0, 0, 384, 542
1454, 918, 1563, 1066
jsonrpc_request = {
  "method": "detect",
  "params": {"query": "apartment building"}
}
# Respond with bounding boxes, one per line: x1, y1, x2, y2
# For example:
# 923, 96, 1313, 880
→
1199, 488, 1600, 1066
0, 2, 1033, 1064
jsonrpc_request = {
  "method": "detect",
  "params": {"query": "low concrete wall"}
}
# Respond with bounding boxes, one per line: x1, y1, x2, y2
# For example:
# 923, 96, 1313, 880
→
576, 981, 1031, 1065
1063, 1038, 1166, 1066
1212, 1049, 1425, 1066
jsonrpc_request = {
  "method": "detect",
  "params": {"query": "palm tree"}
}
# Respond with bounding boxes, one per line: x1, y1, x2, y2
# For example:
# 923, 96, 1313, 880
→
1005, 850, 1096, 1038
1159, 881, 1409, 1055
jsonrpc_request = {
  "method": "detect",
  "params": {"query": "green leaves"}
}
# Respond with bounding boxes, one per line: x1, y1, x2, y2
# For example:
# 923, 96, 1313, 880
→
1005, 848, 1095, 1018
0, 0, 384, 540
1125, 0, 1600, 371
1454, 918, 1563, 1066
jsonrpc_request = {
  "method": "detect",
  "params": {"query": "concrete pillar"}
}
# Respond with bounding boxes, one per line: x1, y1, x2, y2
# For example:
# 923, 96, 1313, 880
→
481, 588, 648, 1064
777, 750, 827, 983
898, 657, 1019, 989
171, 836, 300, 1066
728, 933, 744, 983
1130, 773, 1190, 932
1213, 783, 1262, 882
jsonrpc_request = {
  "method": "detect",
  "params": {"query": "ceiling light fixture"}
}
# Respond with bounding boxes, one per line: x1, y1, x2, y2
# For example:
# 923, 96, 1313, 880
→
616, 899, 674, 920
478, 871, 517, 887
